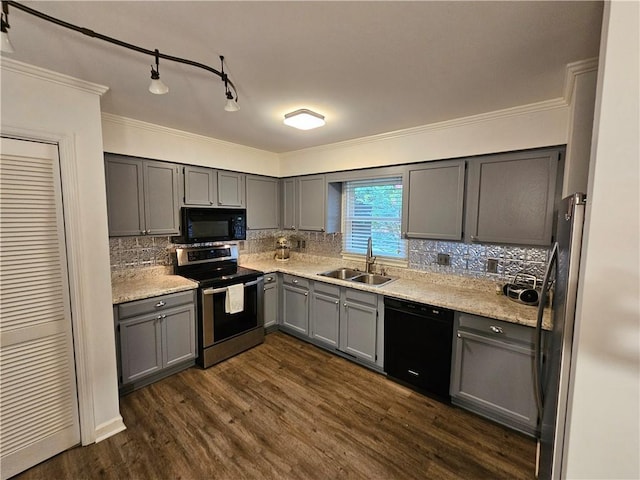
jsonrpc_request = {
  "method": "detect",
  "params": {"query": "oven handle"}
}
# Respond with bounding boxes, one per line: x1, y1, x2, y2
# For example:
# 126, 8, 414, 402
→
202, 279, 261, 296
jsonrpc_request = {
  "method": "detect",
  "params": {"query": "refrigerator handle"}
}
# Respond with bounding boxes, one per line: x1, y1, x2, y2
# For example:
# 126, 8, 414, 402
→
534, 241, 558, 421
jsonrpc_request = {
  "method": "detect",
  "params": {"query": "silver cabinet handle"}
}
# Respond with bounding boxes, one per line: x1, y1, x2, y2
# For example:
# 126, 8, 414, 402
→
457, 332, 461, 338
335, 300, 339, 305
155, 301, 166, 308
344, 303, 347, 308
490, 325, 504, 334
292, 279, 299, 284
304, 292, 308, 296
408, 370, 420, 377
470, 235, 477, 241
156, 314, 166, 320
266, 276, 274, 282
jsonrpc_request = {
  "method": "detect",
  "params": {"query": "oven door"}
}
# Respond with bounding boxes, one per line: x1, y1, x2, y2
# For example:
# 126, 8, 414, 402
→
201, 277, 264, 347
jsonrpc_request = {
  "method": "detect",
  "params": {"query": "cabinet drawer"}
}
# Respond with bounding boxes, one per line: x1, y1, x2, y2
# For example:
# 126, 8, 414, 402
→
282, 274, 309, 289
457, 312, 534, 344
313, 281, 340, 297
119, 290, 195, 320
263, 273, 278, 284
345, 288, 377, 306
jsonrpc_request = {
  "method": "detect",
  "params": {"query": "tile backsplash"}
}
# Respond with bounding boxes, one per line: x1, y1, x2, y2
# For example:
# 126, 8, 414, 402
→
109, 230, 548, 282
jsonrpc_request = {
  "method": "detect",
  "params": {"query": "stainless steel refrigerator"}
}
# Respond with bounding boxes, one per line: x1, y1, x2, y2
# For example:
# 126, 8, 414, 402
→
534, 193, 586, 479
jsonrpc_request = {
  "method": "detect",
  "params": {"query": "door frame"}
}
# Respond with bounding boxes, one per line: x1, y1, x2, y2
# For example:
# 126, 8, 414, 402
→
2, 126, 97, 445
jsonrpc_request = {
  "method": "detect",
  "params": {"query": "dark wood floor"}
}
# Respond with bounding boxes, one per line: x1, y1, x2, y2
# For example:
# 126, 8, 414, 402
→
15, 332, 536, 480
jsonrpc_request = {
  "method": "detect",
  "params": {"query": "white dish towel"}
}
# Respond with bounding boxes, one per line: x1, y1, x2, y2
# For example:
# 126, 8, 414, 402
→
225, 283, 245, 314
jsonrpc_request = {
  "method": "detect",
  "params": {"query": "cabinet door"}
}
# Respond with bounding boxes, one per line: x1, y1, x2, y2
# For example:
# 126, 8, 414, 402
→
143, 160, 180, 235
263, 278, 278, 329
246, 176, 279, 229
404, 160, 465, 240
298, 175, 325, 231
341, 301, 377, 363
451, 329, 538, 434
105, 155, 145, 236
218, 171, 245, 207
465, 149, 559, 245
282, 284, 309, 335
119, 313, 163, 384
162, 306, 196, 367
310, 291, 340, 347
184, 165, 216, 206
281, 178, 297, 230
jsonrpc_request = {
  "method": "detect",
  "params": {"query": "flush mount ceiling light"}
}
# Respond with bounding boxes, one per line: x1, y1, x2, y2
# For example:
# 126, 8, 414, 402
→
2, 0, 240, 111
284, 109, 326, 130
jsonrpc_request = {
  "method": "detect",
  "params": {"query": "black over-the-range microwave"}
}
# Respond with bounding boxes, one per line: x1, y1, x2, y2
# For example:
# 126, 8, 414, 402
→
181, 207, 246, 243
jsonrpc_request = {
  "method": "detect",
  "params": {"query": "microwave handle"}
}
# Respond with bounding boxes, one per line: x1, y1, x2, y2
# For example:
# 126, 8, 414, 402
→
202, 279, 261, 296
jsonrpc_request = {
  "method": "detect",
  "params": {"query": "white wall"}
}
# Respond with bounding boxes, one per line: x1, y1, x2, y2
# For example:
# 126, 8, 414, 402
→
0, 59, 124, 443
102, 113, 280, 177
279, 101, 570, 177
565, 2, 640, 478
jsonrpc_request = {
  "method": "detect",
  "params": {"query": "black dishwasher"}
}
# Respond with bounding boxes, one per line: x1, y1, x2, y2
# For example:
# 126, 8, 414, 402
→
384, 297, 454, 402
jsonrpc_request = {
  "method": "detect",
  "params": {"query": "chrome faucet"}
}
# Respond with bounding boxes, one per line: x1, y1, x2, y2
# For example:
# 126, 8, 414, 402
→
365, 236, 376, 274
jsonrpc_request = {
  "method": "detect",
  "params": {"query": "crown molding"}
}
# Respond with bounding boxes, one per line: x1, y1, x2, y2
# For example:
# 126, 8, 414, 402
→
563, 57, 599, 104
0, 57, 108, 96
101, 113, 271, 155
280, 97, 568, 158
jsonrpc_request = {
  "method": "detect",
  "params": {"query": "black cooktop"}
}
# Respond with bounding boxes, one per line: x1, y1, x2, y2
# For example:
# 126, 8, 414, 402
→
177, 264, 263, 288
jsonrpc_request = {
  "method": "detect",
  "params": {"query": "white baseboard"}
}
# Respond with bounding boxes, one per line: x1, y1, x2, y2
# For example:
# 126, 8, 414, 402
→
94, 416, 127, 443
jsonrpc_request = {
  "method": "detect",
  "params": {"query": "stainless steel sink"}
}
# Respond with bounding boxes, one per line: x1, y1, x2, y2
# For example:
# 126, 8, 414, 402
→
350, 273, 395, 286
318, 268, 362, 280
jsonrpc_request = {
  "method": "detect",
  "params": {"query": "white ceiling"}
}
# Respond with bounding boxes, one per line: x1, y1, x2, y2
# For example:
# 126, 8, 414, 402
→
4, 1, 603, 153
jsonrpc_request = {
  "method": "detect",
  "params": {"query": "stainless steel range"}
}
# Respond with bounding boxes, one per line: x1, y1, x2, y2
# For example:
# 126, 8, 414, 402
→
174, 245, 264, 368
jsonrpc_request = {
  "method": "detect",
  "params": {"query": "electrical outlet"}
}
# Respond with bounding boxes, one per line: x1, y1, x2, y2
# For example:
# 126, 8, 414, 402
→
437, 253, 451, 266
487, 258, 499, 273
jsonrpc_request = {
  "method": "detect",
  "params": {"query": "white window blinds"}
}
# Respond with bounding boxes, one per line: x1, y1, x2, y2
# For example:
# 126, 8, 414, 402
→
342, 177, 406, 259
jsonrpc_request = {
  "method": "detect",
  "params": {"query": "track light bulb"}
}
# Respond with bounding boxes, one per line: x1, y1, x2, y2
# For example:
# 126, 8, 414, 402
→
0, 29, 13, 53
149, 71, 169, 95
225, 97, 240, 112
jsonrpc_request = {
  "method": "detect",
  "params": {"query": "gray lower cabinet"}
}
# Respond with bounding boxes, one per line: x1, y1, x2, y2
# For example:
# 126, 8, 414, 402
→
246, 175, 279, 229
263, 274, 279, 330
105, 154, 180, 236
450, 312, 539, 436
310, 283, 341, 348
116, 290, 196, 394
281, 275, 309, 335
465, 148, 561, 245
403, 159, 466, 240
340, 289, 378, 364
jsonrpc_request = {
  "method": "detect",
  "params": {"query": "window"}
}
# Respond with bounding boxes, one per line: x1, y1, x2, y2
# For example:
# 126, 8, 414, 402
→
342, 177, 406, 260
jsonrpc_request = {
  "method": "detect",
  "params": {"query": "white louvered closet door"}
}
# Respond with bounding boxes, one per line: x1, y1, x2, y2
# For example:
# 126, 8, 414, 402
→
0, 137, 80, 479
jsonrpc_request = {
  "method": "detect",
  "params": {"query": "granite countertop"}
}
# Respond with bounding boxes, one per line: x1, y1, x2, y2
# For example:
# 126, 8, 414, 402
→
112, 266, 199, 305
241, 256, 551, 330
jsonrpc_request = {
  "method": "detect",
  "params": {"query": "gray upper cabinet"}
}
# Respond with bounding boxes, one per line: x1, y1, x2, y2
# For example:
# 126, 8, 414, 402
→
298, 175, 326, 231
246, 175, 279, 229
105, 154, 180, 236
404, 159, 466, 240
183, 165, 216, 206
465, 148, 560, 245
281, 178, 297, 230
217, 171, 245, 207
143, 160, 180, 235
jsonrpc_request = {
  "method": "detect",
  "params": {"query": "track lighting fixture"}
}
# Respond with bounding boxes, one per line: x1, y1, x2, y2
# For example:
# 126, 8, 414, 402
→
2, 1, 239, 110
149, 49, 169, 95
1, 0, 14, 53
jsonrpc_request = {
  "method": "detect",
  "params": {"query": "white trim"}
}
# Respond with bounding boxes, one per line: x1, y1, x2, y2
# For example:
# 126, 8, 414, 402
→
562, 58, 599, 105
101, 113, 270, 155
94, 416, 127, 443
280, 97, 568, 158
341, 253, 408, 269
0, 124, 97, 445
0, 57, 109, 96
